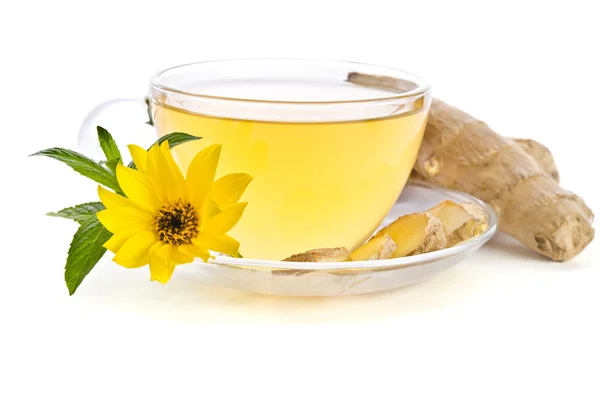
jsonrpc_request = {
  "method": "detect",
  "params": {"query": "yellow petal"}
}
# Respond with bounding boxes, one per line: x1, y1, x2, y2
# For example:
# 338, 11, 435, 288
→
179, 244, 211, 263
146, 144, 167, 202
203, 202, 248, 234
193, 232, 240, 257
155, 244, 194, 265
186, 144, 221, 210
128, 144, 148, 173
149, 245, 175, 284
98, 186, 139, 209
148, 244, 193, 283
104, 228, 138, 253
160, 142, 189, 201
210, 173, 253, 208
149, 240, 163, 256
200, 196, 221, 228
112, 230, 157, 269
116, 164, 161, 212
96, 207, 152, 234
145, 142, 188, 203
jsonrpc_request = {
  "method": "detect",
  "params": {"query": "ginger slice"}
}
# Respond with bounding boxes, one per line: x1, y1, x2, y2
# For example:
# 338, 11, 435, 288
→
373, 212, 447, 257
460, 201, 489, 237
426, 200, 474, 246
426, 200, 490, 246
350, 235, 397, 261
283, 247, 350, 262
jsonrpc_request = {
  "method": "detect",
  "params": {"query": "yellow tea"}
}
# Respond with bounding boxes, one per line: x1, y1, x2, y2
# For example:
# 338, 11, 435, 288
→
153, 103, 427, 260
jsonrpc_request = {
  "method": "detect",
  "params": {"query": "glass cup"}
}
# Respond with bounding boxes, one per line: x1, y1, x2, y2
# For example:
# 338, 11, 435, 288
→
79, 59, 431, 260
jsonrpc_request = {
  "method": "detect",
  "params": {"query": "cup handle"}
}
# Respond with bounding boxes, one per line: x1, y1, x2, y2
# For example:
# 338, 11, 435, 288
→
77, 97, 154, 159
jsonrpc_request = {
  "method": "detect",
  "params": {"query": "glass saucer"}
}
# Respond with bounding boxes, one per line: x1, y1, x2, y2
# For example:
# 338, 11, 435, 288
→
179, 180, 498, 296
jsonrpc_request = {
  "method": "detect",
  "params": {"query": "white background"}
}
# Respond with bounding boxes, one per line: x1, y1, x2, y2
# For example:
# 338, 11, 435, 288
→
2, 1, 599, 396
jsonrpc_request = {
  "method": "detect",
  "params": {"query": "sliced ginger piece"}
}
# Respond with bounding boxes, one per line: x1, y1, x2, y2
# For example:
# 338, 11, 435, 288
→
373, 212, 447, 257
426, 200, 474, 246
460, 201, 489, 237
350, 235, 397, 261
425, 200, 490, 246
283, 247, 350, 262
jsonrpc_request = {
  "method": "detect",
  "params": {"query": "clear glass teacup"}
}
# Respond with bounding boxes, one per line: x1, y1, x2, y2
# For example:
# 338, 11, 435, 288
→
79, 59, 431, 260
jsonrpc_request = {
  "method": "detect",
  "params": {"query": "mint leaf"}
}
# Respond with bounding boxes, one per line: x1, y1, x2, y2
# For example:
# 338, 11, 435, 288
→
155, 132, 202, 149
97, 126, 122, 173
127, 132, 201, 169
104, 158, 121, 175
30, 148, 122, 193
65, 215, 112, 295
47, 202, 105, 224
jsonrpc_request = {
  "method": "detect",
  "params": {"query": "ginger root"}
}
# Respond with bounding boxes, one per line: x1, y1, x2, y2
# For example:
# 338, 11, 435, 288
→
283, 247, 350, 262
373, 212, 447, 257
512, 138, 559, 183
412, 138, 559, 184
417, 100, 594, 261
348, 72, 594, 261
350, 234, 397, 261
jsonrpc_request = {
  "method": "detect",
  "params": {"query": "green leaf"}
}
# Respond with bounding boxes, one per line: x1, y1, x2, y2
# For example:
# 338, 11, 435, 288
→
127, 132, 202, 169
97, 126, 122, 173
65, 215, 112, 295
30, 148, 122, 193
47, 202, 106, 224
104, 158, 121, 174
155, 132, 202, 149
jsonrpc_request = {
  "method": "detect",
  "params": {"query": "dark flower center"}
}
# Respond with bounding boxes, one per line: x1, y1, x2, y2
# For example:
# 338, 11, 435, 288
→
152, 199, 199, 246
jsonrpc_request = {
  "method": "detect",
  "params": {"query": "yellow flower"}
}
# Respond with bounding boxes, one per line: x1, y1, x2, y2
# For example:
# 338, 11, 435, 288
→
96, 142, 252, 283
